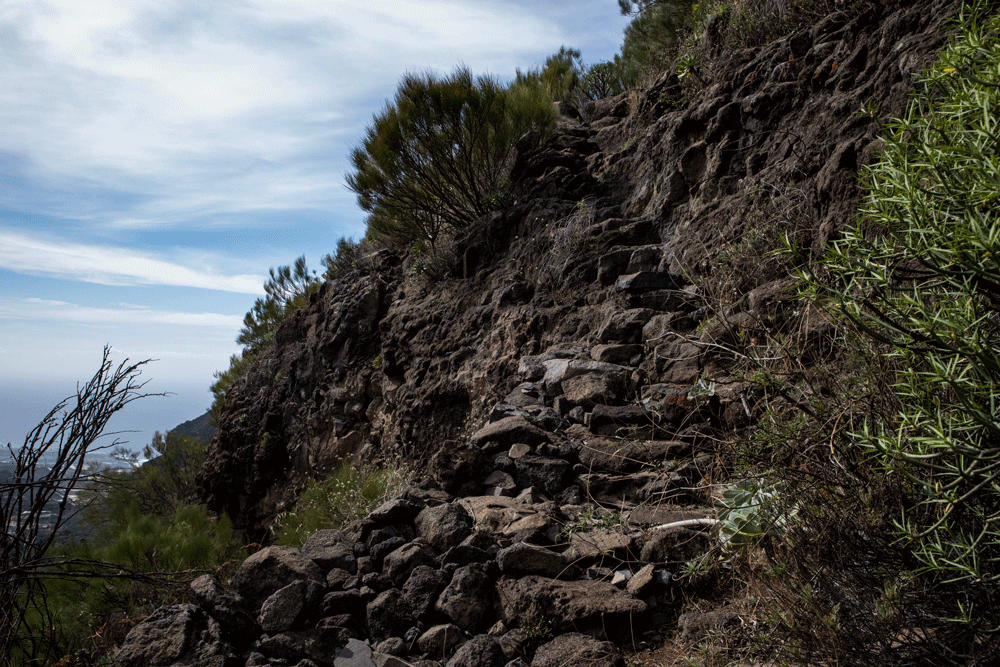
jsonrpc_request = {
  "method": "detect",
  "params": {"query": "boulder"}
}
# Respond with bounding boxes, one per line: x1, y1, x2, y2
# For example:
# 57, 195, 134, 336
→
258, 627, 350, 666
445, 635, 504, 667
596, 308, 658, 344
383, 541, 438, 586
111, 604, 236, 667
587, 405, 650, 430
366, 589, 414, 643
590, 344, 644, 365
460, 496, 557, 537
496, 543, 568, 578
640, 527, 713, 563
415, 503, 473, 553
651, 340, 702, 384
435, 563, 495, 633
189, 574, 260, 650
416, 623, 465, 658
626, 564, 658, 597
514, 455, 571, 496
562, 373, 626, 408
402, 565, 450, 620
303, 529, 358, 573
368, 498, 425, 525
259, 580, 308, 634
575, 436, 691, 475
541, 359, 628, 396
229, 546, 325, 611
614, 272, 679, 293
531, 633, 623, 667
496, 576, 647, 638
566, 529, 634, 560
335, 638, 377, 667
442, 544, 493, 567
469, 416, 552, 451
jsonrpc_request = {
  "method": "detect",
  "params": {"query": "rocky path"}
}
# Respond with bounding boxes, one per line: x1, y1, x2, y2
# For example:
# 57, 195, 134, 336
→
113, 366, 725, 667
176, 1, 969, 665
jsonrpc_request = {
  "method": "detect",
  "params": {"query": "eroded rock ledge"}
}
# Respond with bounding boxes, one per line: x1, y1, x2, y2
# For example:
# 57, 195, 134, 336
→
120, 384, 716, 667
174, 1, 963, 665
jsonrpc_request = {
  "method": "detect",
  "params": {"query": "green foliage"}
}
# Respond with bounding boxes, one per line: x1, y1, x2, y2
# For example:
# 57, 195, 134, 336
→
43, 429, 243, 661
621, 1, 694, 74
520, 616, 554, 640
578, 55, 638, 101
558, 506, 623, 543
715, 478, 797, 553
805, 0, 1000, 591
237, 255, 320, 351
96, 431, 209, 519
208, 350, 255, 427
515, 46, 637, 108
81, 430, 240, 571
321, 236, 374, 280
273, 461, 407, 546
515, 46, 584, 105
347, 66, 555, 249
99, 502, 237, 572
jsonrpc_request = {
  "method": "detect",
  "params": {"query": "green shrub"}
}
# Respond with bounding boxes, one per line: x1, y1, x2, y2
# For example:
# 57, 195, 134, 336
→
516, 47, 637, 109
807, 0, 1000, 595
321, 236, 378, 280
578, 55, 638, 101
36, 426, 245, 663
515, 46, 584, 105
273, 462, 407, 546
620, 1, 694, 75
99, 431, 208, 517
237, 255, 320, 351
346, 66, 555, 249
716, 478, 797, 553
208, 350, 256, 427
210, 255, 321, 426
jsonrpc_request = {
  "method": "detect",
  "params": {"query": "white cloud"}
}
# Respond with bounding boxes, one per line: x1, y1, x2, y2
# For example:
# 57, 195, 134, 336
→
1, 296, 243, 328
0, 230, 265, 293
0, 0, 572, 228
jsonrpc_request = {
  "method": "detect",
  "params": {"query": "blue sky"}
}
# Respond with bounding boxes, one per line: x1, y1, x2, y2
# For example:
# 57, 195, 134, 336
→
0, 1, 633, 452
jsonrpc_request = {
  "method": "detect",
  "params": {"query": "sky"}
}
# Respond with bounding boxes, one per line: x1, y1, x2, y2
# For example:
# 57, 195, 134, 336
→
0, 0, 633, 453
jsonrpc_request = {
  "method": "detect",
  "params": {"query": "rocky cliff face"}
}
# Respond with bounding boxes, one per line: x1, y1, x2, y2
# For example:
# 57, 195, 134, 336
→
198, 0, 958, 541
104, 2, 978, 666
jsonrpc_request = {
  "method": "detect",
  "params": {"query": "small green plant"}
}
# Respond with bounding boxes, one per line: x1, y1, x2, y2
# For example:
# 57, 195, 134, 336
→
856, 97, 882, 119
677, 552, 716, 584
558, 507, 623, 543
372, 354, 383, 370
688, 377, 717, 401
715, 478, 797, 554
676, 52, 706, 85
521, 617, 554, 640
273, 461, 408, 546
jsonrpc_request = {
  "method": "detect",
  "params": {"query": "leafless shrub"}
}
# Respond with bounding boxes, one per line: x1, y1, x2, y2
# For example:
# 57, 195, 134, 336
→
1, 347, 160, 666
531, 200, 597, 291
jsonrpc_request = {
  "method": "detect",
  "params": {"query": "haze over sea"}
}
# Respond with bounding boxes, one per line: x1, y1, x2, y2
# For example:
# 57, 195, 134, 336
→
0, 376, 209, 458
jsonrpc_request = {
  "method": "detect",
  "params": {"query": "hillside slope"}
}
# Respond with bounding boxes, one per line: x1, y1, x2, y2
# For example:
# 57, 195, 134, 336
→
199, 0, 959, 540
103, 1, 1000, 665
